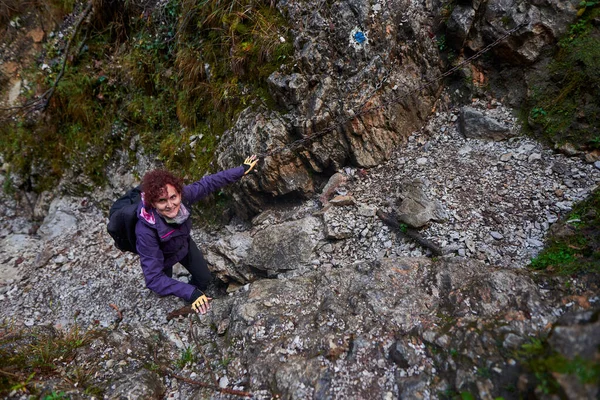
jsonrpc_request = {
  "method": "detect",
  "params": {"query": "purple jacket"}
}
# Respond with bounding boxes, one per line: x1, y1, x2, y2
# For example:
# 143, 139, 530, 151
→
135, 166, 245, 301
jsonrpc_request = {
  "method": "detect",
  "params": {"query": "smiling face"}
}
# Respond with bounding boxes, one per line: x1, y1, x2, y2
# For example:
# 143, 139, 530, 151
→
153, 184, 181, 219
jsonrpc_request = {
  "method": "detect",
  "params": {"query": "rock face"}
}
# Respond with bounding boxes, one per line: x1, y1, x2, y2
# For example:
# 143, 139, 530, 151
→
439, 0, 583, 107
198, 257, 560, 399
217, 0, 443, 214
444, 0, 579, 64
1, 100, 599, 398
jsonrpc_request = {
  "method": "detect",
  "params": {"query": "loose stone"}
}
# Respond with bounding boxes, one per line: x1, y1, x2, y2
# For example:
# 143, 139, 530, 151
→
490, 231, 504, 240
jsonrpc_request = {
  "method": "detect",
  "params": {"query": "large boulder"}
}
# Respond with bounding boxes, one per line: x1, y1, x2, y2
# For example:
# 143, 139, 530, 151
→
38, 198, 79, 240
245, 216, 323, 277
395, 179, 448, 228
459, 106, 514, 141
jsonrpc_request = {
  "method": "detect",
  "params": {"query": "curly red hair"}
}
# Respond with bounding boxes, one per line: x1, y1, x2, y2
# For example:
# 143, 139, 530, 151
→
141, 170, 184, 206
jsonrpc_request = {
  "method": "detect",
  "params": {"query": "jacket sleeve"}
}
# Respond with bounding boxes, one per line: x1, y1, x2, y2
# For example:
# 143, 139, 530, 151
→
183, 166, 245, 205
135, 223, 196, 301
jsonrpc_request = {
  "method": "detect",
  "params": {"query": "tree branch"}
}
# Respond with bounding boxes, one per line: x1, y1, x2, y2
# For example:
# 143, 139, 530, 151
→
376, 209, 443, 256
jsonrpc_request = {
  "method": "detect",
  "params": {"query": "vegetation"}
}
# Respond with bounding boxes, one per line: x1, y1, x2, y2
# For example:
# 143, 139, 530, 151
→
529, 187, 600, 275
523, 4, 600, 276
0, 0, 292, 192
176, 345, 197, 368
516, 337, 600, 395
525, 7, 600, 150
0, 322, 103, 397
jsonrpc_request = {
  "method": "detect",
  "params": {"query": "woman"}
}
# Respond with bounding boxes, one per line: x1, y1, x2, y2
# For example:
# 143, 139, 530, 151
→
135, 155, 257, 314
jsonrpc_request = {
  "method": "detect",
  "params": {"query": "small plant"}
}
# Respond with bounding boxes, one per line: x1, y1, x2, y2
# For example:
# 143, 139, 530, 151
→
176, 346, 196, 368
437, 34, 447, 51
460, 392, 475, 400
219, 356, 233, 368
440, 1, 456, 23
438, 388, 458, 399
43, 391, 68, 400
530, 107, 547, 119
476, 366, 491, 378
577, 0, 599, 16
1, 172, 14, 195
145, 362, 161, 372
529, 244, 577, 271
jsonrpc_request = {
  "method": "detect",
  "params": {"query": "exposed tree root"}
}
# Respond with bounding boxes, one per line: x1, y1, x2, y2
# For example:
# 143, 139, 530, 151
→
376, 209, 443, 256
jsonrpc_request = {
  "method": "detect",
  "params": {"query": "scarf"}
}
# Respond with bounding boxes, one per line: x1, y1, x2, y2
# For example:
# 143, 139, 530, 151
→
164, 203, 190, 225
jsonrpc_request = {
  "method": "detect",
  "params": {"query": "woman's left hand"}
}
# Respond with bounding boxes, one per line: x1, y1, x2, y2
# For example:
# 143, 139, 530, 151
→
243, 155, 258, 175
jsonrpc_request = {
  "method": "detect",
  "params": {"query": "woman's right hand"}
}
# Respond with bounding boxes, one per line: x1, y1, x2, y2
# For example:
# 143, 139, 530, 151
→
191, 291, 212, 314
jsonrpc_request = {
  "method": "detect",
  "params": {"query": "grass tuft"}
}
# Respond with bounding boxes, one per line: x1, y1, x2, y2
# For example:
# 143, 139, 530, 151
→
0, 322, 103, 396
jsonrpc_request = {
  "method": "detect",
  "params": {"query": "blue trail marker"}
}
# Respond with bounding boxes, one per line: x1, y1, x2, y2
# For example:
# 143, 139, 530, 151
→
353, 31, 366, 44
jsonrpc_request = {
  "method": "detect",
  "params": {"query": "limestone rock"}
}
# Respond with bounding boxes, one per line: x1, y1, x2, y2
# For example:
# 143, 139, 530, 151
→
395, 179, 448, 228
547, 311, 600, 399
329, 195, 356, 206
205, 231, 256, 284
203, 256, 554, 398
216, 0, 442, 214
245, 216, 323, 277
319, 172, 348, 205
459, 107, 513, 141
446, 5, 477, 48
38, 198, 78, 240
548, 312, 600, 360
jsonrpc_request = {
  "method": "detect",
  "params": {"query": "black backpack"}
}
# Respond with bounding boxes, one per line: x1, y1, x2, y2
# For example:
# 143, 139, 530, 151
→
107, 186, 142, 254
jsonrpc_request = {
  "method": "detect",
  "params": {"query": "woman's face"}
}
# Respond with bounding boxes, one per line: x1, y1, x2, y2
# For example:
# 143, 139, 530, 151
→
153, 184, 181, 219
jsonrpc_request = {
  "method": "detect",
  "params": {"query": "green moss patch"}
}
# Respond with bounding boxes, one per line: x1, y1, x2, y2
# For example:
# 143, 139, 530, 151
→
516, 337, 600, 395
529, 188, 600, 275
525, 8, 600, 150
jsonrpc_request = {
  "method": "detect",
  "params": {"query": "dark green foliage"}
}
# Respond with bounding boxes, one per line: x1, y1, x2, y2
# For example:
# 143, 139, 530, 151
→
525, 9, 600, 149
529, 188, 600, 275
0, 0, 292, 192
516, 337, 600, 395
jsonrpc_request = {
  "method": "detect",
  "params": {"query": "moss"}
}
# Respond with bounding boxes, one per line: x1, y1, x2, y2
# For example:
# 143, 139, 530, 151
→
525, 9, 600, 149
529, 188, 600, 275
516, 336, 600, 395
